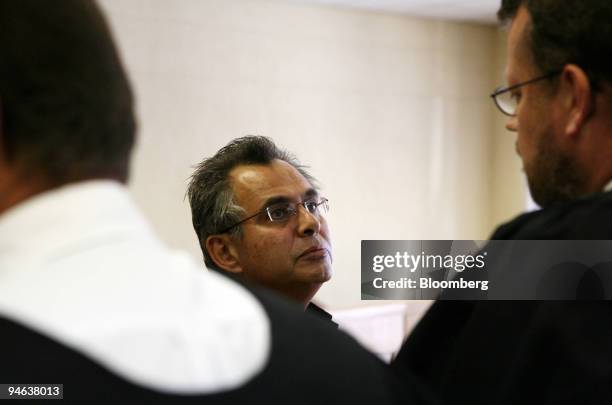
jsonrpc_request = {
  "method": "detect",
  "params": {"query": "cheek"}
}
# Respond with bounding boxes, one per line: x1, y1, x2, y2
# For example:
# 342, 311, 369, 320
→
516, 127, 529, 151
319, 219, 332, 246
242, 229, 294, 261
516, 110, 537, 153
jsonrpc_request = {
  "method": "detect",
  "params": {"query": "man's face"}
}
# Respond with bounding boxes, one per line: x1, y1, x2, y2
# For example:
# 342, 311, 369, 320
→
227, 159, 332, 295
505, 7, 584, 207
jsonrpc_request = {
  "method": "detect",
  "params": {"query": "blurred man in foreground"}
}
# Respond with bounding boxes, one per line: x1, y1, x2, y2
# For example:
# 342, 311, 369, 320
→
0, 1, 429, 402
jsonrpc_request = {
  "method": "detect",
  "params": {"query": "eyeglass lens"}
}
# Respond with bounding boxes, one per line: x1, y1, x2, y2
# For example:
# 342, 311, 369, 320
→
265, 199, 329, 222
494, 90, 517, 116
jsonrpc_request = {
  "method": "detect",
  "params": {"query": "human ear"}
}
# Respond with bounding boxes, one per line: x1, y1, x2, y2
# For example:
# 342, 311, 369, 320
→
560, 64, 593, 137
205, 234, 243, 274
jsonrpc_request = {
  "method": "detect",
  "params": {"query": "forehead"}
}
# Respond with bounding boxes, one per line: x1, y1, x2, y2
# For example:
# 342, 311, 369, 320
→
506, 6, 534, 82
229, 159, 314, 209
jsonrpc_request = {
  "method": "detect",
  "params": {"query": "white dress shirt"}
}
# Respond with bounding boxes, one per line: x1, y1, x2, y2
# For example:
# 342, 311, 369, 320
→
0, 181, 270, 394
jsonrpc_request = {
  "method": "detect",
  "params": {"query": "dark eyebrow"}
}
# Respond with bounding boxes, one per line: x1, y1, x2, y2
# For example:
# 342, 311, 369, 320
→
258, 189, 319, 210
304, 188, 319, 200
260, 196, 291, 209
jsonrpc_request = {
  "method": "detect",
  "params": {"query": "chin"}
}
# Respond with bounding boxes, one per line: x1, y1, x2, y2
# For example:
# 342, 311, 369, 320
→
319, 270, 332, 283
302, 264, 332, 283
319, 265, 333, 283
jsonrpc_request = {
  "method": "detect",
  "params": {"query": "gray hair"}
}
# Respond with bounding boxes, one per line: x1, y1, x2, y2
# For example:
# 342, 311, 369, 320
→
187, 136, 317, 270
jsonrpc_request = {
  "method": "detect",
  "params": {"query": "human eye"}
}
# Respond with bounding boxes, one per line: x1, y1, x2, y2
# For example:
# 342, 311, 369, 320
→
266, 203, 293, 221
303, 200, 319, 214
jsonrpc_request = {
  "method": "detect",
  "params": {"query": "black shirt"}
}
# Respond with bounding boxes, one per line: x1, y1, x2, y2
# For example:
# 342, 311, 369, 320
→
306, 302, 338, 328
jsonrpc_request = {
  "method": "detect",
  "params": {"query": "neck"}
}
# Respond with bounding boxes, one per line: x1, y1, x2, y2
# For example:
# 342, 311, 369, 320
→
0, 172, 50, 217
274, 284, 320, 310
582, 157, 612, 196
247, 277, 320, 309
0, 165, 126, 217
574, 115, 612, 196
286, 284, 320, 310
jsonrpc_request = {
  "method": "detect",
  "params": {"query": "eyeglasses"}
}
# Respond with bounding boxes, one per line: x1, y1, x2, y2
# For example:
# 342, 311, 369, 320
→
490, 70, 561, 116
218, 197, 329, 234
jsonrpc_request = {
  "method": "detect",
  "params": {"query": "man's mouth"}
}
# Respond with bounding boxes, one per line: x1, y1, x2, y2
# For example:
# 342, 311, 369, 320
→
298, 246, 329, 260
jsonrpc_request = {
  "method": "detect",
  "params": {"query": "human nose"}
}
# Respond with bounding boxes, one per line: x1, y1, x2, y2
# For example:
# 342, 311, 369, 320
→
505, 115, 518, 132
296, 204, 321, 237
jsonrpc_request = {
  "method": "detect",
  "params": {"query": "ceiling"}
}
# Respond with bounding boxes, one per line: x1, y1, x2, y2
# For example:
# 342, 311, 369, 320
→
292, 0, 500, 25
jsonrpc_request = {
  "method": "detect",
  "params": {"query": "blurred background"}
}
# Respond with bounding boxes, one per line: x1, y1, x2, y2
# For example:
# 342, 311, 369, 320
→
97, 0, 530, 358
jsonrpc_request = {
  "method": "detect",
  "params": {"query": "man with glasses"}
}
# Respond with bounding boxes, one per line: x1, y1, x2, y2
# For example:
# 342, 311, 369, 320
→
188, 136, 335, 322
393, 1, 612, 404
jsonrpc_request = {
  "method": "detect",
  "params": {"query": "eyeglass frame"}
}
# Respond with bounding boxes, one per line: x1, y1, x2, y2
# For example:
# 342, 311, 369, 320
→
217, 197, 329, 234
490, 70, 562, 116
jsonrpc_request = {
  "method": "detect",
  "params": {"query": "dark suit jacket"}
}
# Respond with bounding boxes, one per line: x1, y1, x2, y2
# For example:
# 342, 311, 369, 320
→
307, 302, 338, 328
1, 285, 434, 404
392, 190, 612, 405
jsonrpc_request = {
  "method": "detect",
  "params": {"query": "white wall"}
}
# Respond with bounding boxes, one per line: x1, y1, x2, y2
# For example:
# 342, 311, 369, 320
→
98, 0, 526, 309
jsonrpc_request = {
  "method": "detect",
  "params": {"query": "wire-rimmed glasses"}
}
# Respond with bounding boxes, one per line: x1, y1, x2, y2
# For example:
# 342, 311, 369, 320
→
490, 70, 561, 116
218, 197, 329, 234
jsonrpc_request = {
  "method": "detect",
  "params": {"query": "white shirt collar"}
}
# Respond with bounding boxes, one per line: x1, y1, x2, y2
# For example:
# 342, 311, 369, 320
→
0, 180, 270, 394
0, 180, 146, 253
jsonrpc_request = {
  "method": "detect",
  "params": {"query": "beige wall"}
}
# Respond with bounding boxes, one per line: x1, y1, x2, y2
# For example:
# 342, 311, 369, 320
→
98, 0, 527, 309
489, 29, 527, 232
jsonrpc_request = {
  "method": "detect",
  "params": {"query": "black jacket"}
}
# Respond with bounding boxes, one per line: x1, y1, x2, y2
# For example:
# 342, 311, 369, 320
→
307, 302, 338, 328
1, 285, 433, 403
392, 190, 612, 405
